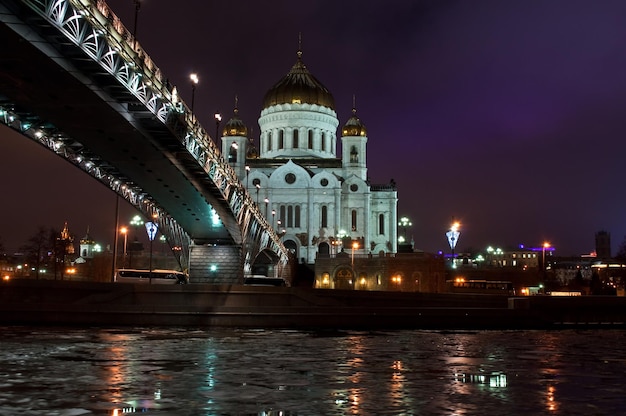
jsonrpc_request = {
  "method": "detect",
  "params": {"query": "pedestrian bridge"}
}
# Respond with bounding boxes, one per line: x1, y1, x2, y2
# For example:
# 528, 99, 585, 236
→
0, 0, 291, 282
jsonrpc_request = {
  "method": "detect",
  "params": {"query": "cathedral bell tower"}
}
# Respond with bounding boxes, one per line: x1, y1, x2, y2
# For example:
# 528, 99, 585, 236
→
221, 101, 249, 179
341, 104, 368, 181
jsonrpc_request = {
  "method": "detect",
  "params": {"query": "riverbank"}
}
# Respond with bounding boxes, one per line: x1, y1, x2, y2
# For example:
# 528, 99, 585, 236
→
1, 279, 625, 329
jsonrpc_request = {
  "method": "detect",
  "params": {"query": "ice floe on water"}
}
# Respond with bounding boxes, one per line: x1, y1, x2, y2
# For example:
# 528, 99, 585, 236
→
1, 327, 625, 414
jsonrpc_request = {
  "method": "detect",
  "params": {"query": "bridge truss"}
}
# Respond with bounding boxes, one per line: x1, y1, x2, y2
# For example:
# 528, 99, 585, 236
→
0, 0, 289, 276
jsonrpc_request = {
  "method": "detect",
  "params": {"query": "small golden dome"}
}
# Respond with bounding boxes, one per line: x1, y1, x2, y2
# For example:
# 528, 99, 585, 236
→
246, 137, 259, 159
262, 50, 335, 110
342, 107, 367, 137
223, 108, 248, 137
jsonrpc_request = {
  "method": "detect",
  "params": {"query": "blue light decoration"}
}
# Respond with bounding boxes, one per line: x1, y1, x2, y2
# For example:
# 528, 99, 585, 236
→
446, 221, 460, 267
145, 222, 158, 241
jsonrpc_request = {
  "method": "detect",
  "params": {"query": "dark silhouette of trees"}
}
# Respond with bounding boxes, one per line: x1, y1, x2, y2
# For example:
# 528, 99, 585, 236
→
615, 236, 626, 260
19, 226, 56, 279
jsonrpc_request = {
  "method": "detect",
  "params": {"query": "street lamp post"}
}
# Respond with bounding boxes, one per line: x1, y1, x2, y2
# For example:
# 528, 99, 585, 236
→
542, 242, 551, 272
245, 166, 250, 190
352, 241, 359, 267
398, 216, 412, 245
255, 184, 260, 206
145, 215, 158, 284
271, 209, 276, 230
120, 226, 128, 269
264, 198, 269, 218
214, 111, 222, 144
129, 215, 144, 268
446, 220, 460, 267
189, 73, 199, 112
132, 0, 141, 48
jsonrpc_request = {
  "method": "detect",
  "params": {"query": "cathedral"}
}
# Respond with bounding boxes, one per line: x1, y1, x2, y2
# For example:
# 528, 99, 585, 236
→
220, 49, 398, 265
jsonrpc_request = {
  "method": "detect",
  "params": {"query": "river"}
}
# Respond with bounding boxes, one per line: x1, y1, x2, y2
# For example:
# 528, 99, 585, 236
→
1, 326, 624, 415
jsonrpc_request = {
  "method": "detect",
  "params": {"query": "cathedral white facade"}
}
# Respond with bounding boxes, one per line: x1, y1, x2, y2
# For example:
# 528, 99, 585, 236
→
220, 50, 398, 265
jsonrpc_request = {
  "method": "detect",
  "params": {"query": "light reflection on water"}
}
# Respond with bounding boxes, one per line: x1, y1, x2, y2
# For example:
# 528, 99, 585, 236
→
0, 327, 624, 415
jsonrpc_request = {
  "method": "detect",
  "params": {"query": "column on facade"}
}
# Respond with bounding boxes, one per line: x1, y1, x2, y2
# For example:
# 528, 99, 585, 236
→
390, 201, 398, 253
315, 128, 322, 152
267, 129, 278, 152
334, 187, 342, 237
306, 187, 315, 263
364, 191, 371, 254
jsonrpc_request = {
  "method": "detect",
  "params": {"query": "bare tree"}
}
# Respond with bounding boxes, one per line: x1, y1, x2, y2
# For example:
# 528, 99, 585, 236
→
19, 226, 54, 279
615, 236, 626, 260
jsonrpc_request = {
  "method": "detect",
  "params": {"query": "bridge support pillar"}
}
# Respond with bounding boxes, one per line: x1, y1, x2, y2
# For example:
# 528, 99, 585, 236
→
188, 245, 243, 284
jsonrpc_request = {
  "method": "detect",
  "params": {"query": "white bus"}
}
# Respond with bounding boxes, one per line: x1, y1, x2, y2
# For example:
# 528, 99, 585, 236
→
114, 269, 189, 285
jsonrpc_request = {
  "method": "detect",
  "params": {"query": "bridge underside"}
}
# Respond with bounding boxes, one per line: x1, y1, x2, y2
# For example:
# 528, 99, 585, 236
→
0, 14, 237, 245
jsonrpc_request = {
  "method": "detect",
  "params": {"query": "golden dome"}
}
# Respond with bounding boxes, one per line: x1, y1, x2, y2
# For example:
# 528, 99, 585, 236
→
262, 50, 335, 110
246, 137, 259, 159
222, 108, 248, 137
342, 107, 367, 137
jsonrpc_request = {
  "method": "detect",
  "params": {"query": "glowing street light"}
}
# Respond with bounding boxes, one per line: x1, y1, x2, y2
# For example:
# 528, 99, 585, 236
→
398, 216, 412, 242
352, 241, 359, 267
129, 215, 144, 268
245, 165, 250, 190
214, 111, 222, 143
446, 220, 460, 266
120, 226, 128, 268
264, 198, 269, 218
542, 242, 551, 272
189, 72, 199, 112
145, 215, 159, 284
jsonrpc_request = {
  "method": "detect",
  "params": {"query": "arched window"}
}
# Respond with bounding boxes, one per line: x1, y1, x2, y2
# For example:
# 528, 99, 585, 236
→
280, 205, 286, 227
287, 206, 293, 227
378, 213, 385, 235
351, 210, 357, 231
293, 129, 299, 148
308, 130, 313, 149
228, 145, 237, 163
321, 205, 328, 228
268, 131, 272, 151
350, 146, 358, 163
321, 132, 326, 151
279, 130, 284, 149
295, 205, 301, 228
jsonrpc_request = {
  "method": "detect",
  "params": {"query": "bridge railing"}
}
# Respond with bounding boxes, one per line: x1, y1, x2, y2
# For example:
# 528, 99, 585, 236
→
81, 0, 289, 263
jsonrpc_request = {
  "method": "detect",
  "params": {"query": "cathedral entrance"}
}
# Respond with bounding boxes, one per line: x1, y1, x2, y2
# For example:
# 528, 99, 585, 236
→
334, 267, 354, 290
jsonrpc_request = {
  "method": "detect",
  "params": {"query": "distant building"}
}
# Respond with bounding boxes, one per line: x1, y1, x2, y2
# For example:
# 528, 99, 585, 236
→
78, 227, 96, 259
595, 230, 611, 259
59, 221, 75, 256
315, 251, 446, 292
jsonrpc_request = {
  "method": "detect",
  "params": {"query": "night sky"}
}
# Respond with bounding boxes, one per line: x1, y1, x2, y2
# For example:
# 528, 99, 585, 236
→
2, 0, 626, 256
